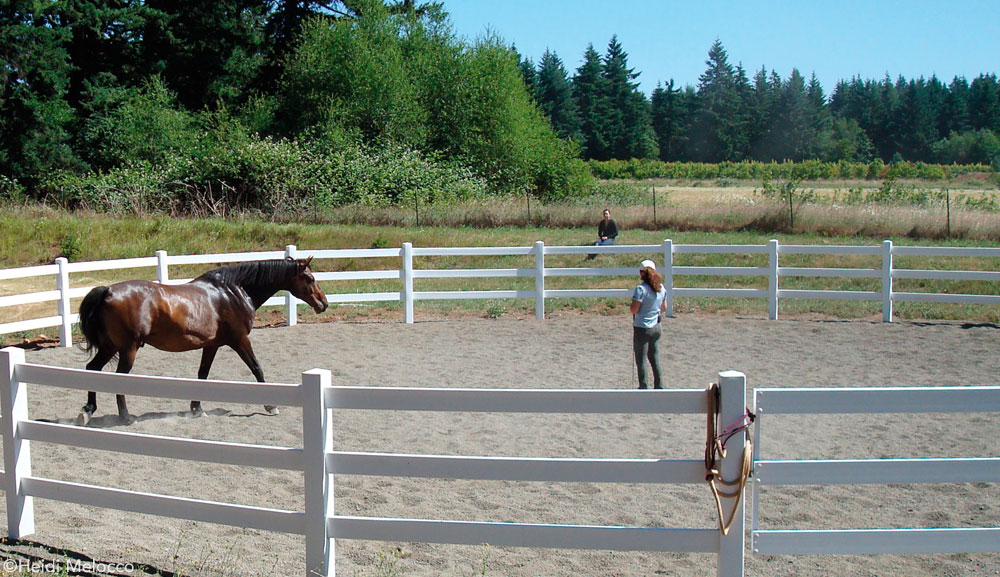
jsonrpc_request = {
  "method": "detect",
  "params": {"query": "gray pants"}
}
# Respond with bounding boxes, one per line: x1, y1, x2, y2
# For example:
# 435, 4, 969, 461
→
633, 324, 663, 389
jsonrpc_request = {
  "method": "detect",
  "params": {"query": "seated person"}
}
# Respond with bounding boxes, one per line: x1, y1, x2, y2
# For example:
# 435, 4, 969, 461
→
588, 209, 618, 259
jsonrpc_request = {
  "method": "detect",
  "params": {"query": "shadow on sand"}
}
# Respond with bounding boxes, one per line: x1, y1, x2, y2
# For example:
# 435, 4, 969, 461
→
36, 407, 279, 428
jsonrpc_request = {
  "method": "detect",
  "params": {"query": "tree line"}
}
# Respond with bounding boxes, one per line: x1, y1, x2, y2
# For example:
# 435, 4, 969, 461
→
522, 38, 1000, 167
1, 0, 592, 208
1, 1, 997, 213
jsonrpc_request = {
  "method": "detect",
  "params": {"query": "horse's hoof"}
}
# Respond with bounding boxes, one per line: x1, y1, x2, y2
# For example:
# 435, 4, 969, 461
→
77, 412, 91, 427
265, 405, 279, 415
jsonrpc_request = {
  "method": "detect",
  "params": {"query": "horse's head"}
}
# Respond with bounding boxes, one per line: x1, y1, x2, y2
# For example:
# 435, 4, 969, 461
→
289, 256, 328, 314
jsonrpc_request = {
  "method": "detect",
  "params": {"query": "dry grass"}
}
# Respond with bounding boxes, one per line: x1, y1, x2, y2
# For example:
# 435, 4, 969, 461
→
292, 179, 1000, 241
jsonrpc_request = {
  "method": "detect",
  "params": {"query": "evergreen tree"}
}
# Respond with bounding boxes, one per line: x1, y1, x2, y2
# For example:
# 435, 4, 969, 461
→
142, 0, 268, 110
772, 69, 815, 161
943, 77, 971, 134
729, 63, 752, 159
925, 75, 948, 140
806, 74, 828, 115
896, 78, 937, 161
806, 73, 833, 156
650, 80, 691, 161
688, 39, 743, 162
870, 75, 901, 160
600, 35, 656, 159
747, 67, 778, 159
55, 0, 161, 109
969, 73, 1000, 132
517, 50, 537, 96
0, 1, 81, 181
830, 77, 879, 141
535, 49, 582, 142
573, 43, 610, 160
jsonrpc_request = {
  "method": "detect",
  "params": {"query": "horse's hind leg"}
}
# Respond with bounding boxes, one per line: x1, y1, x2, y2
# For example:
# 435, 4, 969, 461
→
190, 346, 219, 416
79, 346, 116, 426
113, 345, 138, 424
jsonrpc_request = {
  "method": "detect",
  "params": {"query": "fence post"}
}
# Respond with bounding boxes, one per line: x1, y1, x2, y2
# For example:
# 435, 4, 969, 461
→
717, 370, 747, 577
156, 250, 169, 284
302, 368, 332, 577
1, 347, 35, 538
768, 239, 779, 321
402, 243, 414, 324
663, 239, 674, 318
285, 245, 298, 327
55, 257, 72, 347
534, 241, 545, 320
882, 240, 893, 323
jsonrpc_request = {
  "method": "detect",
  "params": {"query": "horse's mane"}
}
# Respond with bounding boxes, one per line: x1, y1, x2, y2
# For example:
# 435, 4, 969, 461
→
198, 258, 299, 290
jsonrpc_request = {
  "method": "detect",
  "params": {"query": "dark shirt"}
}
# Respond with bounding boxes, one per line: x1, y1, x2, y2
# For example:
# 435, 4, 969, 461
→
598, 219, 618, 240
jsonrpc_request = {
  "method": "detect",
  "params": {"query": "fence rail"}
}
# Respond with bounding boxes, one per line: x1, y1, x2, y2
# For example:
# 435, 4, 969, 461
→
0, 347, 749, 577
2, 240, 999, 345
318, 378, 744, 563
752, 385, 1000, 557
2, 346, 999, 572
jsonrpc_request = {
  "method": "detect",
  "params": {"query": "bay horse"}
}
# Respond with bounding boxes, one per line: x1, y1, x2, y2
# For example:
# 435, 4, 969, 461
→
76, 256, 328, 425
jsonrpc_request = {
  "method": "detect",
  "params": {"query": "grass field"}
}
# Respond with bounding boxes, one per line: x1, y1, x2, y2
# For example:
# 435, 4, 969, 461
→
2, 178, 1000, 345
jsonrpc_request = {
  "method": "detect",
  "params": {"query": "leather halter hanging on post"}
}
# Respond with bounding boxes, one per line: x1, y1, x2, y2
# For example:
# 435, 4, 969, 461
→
704, 382, 755, 535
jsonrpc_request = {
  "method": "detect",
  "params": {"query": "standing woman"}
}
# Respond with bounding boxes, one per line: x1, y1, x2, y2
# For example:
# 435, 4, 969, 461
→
630, 260, 667, 389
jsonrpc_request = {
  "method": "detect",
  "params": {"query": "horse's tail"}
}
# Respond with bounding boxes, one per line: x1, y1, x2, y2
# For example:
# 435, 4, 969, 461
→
78, 286, 110, 355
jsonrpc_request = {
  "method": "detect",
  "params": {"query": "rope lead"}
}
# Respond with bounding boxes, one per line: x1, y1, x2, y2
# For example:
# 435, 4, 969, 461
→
704, 383, 755, 535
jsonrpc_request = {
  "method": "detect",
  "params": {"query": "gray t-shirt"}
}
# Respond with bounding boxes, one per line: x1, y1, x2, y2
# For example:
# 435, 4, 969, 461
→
632, 283, 666, 328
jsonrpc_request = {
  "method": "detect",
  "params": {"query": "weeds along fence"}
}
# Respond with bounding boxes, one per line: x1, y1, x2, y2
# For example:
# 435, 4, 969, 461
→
751, 385, 1000, 556
0, 348, 751, 577
2, 240, 1000, 346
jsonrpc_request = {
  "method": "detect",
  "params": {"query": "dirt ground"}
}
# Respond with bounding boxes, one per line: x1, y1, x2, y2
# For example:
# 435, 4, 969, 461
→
2, 312, 999, 576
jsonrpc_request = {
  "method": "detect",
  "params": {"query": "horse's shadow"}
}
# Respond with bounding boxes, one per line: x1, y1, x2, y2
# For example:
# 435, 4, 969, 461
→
38, 407, 277, 428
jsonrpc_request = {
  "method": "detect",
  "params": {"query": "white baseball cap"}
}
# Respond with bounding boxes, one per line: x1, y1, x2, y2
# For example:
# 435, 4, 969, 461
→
640, 259, 657, 271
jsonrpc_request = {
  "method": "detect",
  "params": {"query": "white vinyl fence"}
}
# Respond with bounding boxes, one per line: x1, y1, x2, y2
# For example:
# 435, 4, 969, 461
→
2, 241, 1000, 346
0, 347, 749, 577
3, 353, 999, 573
751, 385, 1000, 555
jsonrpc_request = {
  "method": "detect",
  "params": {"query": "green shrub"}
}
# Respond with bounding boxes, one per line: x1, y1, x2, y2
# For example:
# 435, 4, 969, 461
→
0, 175, 25, 203
484, 301, 507, 319
80, 77, 199, 170
586, 159, 986, 183
47, 131, 490, 214
931, 130, 1000, 165
59, 233, 83, 260
581, 179, 648, 206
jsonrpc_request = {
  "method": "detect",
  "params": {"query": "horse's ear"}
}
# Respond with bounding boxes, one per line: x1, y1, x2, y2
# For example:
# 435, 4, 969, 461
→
301, 255, 314, 270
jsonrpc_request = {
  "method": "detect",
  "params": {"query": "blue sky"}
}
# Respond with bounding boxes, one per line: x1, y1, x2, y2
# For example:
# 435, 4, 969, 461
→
441, 0, 1000, 98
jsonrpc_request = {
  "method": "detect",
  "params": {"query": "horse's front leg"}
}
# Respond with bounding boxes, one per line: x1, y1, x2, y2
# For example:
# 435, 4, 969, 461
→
190, 346, 219, 417
231, 336, 277, 415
